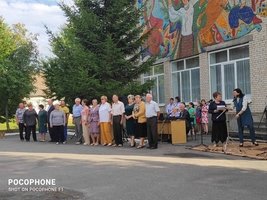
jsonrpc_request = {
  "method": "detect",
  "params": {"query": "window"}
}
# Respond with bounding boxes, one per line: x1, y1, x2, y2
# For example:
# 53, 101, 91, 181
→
143, 64, 165, 104
209, 45, 251, 100
172, 57, 200, 102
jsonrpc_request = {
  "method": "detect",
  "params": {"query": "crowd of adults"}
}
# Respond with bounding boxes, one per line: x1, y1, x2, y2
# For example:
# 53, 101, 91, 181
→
15, 88, 259, 150
15, 94, 160, 149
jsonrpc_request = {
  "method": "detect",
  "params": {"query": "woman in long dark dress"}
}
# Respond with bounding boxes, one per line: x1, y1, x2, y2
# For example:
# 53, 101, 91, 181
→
38, 104, 48, 142
208, 92, 228, 149
125, 95, 135, 147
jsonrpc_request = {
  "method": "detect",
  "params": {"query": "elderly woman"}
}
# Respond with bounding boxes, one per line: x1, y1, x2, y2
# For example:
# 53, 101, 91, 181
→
133, 95, 147, 149
38, 104, 48, 142
81, 99, 90, 145
209, 92, 228, 149
89, 99, 100, 146
50, 103, 66, 145
23, 103, 38, 142
125, 95, 135, 147
99, 96, 113, 146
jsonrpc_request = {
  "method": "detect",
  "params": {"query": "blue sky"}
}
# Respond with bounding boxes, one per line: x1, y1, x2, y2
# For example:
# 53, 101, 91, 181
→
0, 0, 73, 57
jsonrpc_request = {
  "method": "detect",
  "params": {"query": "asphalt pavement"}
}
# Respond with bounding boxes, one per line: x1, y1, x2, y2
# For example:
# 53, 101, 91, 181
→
0, 134, 266, 200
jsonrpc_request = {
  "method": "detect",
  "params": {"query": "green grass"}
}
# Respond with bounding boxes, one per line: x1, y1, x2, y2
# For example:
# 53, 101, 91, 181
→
0, 120, 18, 131
0, 118, 75, 132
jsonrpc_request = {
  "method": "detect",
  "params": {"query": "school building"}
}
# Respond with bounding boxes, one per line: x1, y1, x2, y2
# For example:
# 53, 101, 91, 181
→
139, 0, 267, 116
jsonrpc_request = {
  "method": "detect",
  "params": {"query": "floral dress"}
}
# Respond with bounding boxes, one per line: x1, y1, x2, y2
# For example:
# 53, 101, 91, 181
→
201, 105, 209, 124
89, 106, 100, 134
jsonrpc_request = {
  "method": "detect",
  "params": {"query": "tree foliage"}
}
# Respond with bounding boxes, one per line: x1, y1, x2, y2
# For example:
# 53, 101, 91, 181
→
0, 18, 39, 129
43, 0, 155, 103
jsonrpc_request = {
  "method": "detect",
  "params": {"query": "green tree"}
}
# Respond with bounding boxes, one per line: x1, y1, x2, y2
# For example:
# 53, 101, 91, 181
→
0, 19, 39, 130
43, 0, 155, 103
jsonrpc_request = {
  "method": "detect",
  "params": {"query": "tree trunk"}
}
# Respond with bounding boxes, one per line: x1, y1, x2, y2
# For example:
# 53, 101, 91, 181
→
5, 101, 10, 131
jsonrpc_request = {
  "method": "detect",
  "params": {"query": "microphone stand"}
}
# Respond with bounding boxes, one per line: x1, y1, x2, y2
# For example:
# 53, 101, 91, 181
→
192, 129, 208, 149
224, 111, 236, 154
159, 112, 172, 143
216, 109, 227, 120
258, 96, 267, 130
193, 108, 227, 150
192, 115, 208, 150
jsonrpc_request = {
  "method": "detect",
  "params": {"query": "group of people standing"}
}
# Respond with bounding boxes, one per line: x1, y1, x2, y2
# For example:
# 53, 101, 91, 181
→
209, 88, 258, 150
71, 94, 160, 149
15, 88, 259, 149
15, 93, 161, 149
15, 100, 69, 144
165, 88, 259, 150
165, 96, 209, 136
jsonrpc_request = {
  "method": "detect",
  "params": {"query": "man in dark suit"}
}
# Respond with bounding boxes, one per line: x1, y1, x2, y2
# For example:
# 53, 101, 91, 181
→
47, 99, 55, 142
177, 103, 191, 135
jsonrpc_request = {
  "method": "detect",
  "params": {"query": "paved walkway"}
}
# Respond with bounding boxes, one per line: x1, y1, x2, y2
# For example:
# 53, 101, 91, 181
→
0, 135, 266, 200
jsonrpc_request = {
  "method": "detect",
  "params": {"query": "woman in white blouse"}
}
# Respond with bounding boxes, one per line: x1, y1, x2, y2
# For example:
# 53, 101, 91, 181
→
99, 96, 113, 146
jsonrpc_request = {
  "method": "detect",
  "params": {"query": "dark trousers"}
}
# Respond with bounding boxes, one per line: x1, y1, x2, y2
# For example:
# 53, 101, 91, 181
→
237, 119, 256, 143
147, 117, 158, 148
53, 125, 64, 143
64, 125, 68, 141
19, 123, 25, 140
48, 123, 55, 142
113, 115, 123, 145
25, 125, 37, 141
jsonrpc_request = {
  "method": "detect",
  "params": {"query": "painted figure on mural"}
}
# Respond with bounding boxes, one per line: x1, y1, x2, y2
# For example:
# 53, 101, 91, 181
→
228, 0, 262, 37
142, 0, 168, 57
138, 0, 266, 60
168, 0, 198, 58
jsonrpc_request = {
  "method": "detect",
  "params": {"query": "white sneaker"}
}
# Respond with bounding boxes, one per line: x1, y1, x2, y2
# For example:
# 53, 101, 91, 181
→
75, 142, 81, 145
83, 143, 88, 145
56, 142, 59, 145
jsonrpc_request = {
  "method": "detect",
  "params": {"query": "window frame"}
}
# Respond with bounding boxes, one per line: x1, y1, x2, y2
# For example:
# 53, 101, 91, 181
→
143, 64, 165, 105
171, 56, 200, 103
208, 44, 251, 103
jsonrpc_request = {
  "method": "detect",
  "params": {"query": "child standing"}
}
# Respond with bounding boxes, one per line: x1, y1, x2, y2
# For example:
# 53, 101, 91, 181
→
188, 102, 196, 135
201, 99, 209, 135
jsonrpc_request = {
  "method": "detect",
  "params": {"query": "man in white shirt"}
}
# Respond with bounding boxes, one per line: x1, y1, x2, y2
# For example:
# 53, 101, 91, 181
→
145, 93, 160, 149
15, 103, 26, 141
111, 95, 125, 147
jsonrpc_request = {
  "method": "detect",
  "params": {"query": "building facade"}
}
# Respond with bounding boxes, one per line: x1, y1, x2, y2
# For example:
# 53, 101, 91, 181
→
139, 0, 267, 114
24, 74, 47, 112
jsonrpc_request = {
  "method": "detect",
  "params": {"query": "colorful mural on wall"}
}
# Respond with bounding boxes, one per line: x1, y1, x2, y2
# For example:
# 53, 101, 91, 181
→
138, 0, 267, 60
